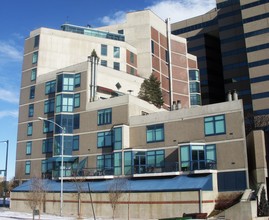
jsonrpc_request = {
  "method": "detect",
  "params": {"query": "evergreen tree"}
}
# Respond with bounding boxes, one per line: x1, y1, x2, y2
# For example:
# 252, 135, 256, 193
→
138, 74, 164, 108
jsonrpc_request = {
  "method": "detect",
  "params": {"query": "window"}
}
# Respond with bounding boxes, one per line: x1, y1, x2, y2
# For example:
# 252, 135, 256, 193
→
114, 47, 120, 58
130, 67, 135, 75
151, 40, 154, 54
26, 141, 32, 155
204, 115, 226, 136
101, 44, 107, 56
57, 74, 74, 92
55, 114, 73, 134
27, 123, 33, 136
56, 94, 74, 113
73, 135, 79, 151
74, 73, 81, 88
146, 124, 164, 143
130, 52, 134, 63
43, 118, 54, 133
113, 127, 122, 150
190, 94, 201, 106
97, 154, 113, 170
190, 82, 200, 93
147, 150, 164, 168
41, 160, 47, 173
29, 86, 35, 99
28, 104, 34, 117
114, 152, 122, 175
113, 62, 120, 70
42, 138, 53, 153
32, 51, 38, 64
101, 60, 107, 67
74, 93, 80, 108
97, 131, 112, 148
73, 114, 80, 129
189, 70, 200, 81
34, 35, 40, 48
31, 68, 37, 81
25, 161, 31, 175
118, 29, 124, 34
45, 80, 56, 94
44, 99, 55, 114
54, 136, 73, 156
98, 108, 112, 125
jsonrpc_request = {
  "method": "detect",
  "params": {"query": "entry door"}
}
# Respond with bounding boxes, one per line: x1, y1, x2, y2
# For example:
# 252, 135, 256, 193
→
191, 146, 205, 170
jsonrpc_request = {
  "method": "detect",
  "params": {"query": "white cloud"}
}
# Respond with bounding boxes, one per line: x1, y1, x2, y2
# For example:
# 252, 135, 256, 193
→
0, 41, 23, 61
0, 110, 18, 119
100, 0, 215, 25
148, 0, 216, 22
0, 89, 19, 104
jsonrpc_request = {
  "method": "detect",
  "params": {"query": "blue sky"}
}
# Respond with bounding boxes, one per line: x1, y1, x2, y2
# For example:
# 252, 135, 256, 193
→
0, 0, 215, 180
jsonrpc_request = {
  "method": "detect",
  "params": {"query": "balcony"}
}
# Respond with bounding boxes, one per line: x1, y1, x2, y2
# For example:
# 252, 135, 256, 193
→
50, 160, 217, 180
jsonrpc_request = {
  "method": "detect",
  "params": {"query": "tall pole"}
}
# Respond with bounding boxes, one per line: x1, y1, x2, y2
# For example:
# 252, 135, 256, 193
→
38, 117, 64, 216
0, 140, 8, 208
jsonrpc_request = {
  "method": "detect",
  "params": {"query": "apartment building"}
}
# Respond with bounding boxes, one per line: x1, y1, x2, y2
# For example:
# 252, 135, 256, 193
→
171, 0, 269, 121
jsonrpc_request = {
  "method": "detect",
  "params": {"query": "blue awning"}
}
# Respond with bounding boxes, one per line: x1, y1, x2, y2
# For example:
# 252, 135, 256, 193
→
47, 156, 78, 163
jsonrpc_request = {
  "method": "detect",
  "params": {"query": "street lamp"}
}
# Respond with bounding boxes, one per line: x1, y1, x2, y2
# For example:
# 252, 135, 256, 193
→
0, 140, 8, 208
38, 117, 64, 216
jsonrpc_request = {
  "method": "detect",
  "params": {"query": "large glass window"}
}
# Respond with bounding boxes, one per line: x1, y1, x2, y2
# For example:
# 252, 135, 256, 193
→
43, 118, 54, 133
55, 114, 73, 134
29, 86, 35, 99
45, 80, 56, 94
97, 154, 113, 170
113, 62, 120, 70
189, 70, 200, 81
114, 47, 120, 58
124, 151, 133, 175
97, 131, 112, 148
113, 127, 122, 150
32, 51, 38, 64
147, 150, 164, 168
26, 141, 32, 155
42, 138, 53, 153
31, 68, 37, 81
98, 108, 112, 125
114, 152, 122, 175
146, 124, 164, 143
25, 161, 31, 174
56, 94, 74, 113
44, 99, 55, 114
190, 94, 201, 106
204, 115, 226, 136
54, 136, 73, 156
57, 74, 74, 92
101, 44, 107, 56
190, 82, 200, 93
28, 104, 34, 117
27, 123, 33, 136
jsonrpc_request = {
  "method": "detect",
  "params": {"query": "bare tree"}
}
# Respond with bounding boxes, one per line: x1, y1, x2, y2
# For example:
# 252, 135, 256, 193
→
108, 177, 128, 220
25, 177, 47, 220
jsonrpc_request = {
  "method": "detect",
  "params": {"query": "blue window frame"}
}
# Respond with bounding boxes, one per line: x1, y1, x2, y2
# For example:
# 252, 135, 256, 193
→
204, 115, 226, 136
45, 80, 56, 94
146, 150, 164, 168
98, 108, 112, 125
73, 135, 79, 151
97, 154, 113, 170
26, 141, 32, 155
56, 94, 74, 113
74, 93, 80, 108
57, 74, 74, 92
97, 131, 112, 148
101, 44, 107, 56
32, 51, 38, 64
43, 118, 54, 133
42, 138, 53, 153
44, 99, 55, 114
29, 86, 35, 99
74, 73, 81, 88
55, 114, 73, 134
27, 123, 33, 136
28, 104, 34, 117
113, 127, 122, 150
25, 161, 31, 175
31, 68, 37, 81
146, 124, 164, 143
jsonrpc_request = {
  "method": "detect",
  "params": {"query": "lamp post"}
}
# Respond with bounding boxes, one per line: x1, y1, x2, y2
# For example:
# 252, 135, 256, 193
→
0, 140, 8, 208
38, 117, 64, 216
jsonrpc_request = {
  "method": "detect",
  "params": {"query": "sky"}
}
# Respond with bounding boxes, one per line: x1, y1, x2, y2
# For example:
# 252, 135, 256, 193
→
0, 0, 216, 180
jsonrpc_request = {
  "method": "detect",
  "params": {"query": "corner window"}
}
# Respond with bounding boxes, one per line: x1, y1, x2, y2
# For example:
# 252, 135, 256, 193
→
45, 80, 56, 94
114, 47, 120, 58
101, 44, 107, 56
31, 68, 37, 81
25, 161, 31, 175
32, 51, 38, 64
29, 86, 35, 99
26, 141, 32, 155
74, 73, 81, 88
43, 118, 54, 133
113, 127, 122, 150
97, 131, 112, 148
113, 62, 120, 70
98, 108, 112, 125
146, 124, 164, 143
42, 138, 53, 153
55, 114, 73, 134
204, 115, 226, 136
56, 94, 74, 113
28, 104, 34, 117
44, 99, 55, 114
27, 122, 33, 136
57, 74, 74, 92
73, 135, 79, 151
